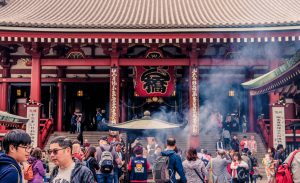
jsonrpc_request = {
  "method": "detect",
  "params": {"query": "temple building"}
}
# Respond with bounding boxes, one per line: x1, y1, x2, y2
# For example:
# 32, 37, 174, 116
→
1, 0, 300, 148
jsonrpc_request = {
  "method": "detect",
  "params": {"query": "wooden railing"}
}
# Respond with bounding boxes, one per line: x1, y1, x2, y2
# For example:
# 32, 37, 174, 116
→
39, 118, 53, 148
257, 118, 300, 147
257, 118, 270, 146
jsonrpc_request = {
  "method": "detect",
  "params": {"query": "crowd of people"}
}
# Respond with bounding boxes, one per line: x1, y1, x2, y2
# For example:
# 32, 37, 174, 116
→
0, 129, 300, 183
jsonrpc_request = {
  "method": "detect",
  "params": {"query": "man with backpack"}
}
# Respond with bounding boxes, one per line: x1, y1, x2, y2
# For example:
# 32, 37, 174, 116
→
0, 129, 32, 183
155, 137, 187, 183
96, 136, 121, 183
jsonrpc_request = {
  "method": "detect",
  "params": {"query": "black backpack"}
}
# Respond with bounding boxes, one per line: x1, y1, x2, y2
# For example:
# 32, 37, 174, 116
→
237, 166, 248, 182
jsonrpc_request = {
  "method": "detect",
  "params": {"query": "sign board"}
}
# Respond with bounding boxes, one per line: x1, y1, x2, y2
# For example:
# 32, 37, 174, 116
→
272, 107, 286, 148
26, 106, 39, 147
134, 66, 175, 97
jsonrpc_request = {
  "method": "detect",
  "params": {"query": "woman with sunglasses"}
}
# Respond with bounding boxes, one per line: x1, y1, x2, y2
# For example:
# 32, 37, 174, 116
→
28, 147, 46, 183
84, 146, 100, 182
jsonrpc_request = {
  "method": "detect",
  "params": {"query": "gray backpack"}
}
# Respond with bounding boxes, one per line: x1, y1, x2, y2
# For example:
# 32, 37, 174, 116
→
99, 146, 114, 173
153, 156, 170, 183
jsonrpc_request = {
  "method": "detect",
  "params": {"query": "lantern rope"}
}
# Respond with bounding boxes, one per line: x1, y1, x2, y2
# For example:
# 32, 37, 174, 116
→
120, 100, 147, 109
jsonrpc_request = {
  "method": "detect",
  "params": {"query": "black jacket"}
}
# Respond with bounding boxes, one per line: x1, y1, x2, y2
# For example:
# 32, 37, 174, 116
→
49, 158, 94, 183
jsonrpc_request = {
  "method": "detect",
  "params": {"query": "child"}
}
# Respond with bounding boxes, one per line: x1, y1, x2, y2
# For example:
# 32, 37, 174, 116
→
262, 153, 275, 183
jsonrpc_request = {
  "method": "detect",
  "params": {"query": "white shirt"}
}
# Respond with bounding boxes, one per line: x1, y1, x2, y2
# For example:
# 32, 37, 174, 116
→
52, 162, 75, 183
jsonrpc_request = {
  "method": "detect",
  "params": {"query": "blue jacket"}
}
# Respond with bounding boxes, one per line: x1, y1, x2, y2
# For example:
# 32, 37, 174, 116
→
0, 153, 22, 183
161, 150, 187, 183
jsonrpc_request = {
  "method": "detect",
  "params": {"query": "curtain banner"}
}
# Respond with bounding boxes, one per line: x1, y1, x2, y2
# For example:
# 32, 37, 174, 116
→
134, 66, 175, 97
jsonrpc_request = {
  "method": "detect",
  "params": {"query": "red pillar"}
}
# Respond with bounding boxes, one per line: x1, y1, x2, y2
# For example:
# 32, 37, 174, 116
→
57, 82, 63, 131
0, 82, 8, 111
30, 55, 41, 103
268, 59, 280, 148
269, 93, 279, 148
121, 82, 126, 123
248, 95, 255, 132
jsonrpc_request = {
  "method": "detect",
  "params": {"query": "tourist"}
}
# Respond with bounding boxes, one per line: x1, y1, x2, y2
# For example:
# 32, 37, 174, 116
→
230, 136, 240, 152
0, 129, 31, 183
28, 147, 46, 183
96, 108, 103, 131
216, 138, 224, 150
267, 147, 276, 158
206, 149, 231, 183
248, 136, 257, 155
114, 143, 125, 183
70, 112, 77, 134
161, 137, 187, 183
96, 136, 121, 183
48, 136, 94, 183
274, 144, 285, 167
76, 113, 82, 133
283, 148, 300, 183
83, 139, 91, 149
84, 146, 100, 182
240, 136, 248, 152
72, 140, 83, 162
230, 152, 249, 183
262, 153, 275, 183
222, 128, 231, 150
241, 149, 252, 183
128, 146, 150, 183
182, 148, 207, 183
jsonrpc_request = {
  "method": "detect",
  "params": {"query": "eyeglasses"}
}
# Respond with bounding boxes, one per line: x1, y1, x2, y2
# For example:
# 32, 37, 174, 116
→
18, 145, 32, 152
47, 148, 65, 155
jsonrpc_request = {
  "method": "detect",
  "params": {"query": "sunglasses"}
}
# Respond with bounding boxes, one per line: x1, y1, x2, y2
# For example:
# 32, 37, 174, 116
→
47, 148, 65, 155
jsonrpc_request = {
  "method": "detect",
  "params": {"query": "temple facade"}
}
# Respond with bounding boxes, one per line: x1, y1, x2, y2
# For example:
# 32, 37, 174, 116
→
1, 0, 300, 147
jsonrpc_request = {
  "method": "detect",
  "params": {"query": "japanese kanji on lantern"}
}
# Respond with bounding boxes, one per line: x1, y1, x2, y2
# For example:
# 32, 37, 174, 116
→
134, 66, 175, 97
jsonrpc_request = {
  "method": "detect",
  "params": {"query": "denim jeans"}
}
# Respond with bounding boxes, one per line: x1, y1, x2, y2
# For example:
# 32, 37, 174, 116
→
97, 173, 114, 183
113, 168, 119, 183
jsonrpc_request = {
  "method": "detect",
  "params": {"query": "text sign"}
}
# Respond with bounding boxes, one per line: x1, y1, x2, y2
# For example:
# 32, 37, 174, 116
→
272, 107, 286, 148
26, 106, 39, 147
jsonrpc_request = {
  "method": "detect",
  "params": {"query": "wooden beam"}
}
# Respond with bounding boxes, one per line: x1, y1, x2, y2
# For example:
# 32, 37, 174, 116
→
119, 58, 190, 66
1, 78, 109, 83
36, 58, 269, 67
41, 59, 111, 66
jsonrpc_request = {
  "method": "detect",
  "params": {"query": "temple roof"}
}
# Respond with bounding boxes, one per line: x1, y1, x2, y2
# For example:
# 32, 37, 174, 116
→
0, 111, 28, 123
1, 0, 300, 32
242, 51, 300, 95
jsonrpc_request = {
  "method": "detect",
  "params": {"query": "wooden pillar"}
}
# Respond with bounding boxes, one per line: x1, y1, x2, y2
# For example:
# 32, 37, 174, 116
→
30, 54, 41, 103
121, 81, 127, 122
0, 82, 8, 111
57, 82, 63, 131
246, 68, 255, 132
248, 95, 255, 132
269, 93, 279, 148
268, 59, 280, 148
189, 43, 200, 149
